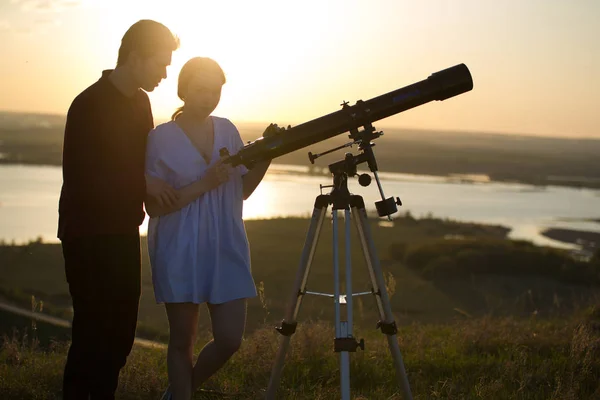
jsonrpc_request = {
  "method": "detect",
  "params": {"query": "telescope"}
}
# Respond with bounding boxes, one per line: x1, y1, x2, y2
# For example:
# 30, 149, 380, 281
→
239, 64, 473, 400
224, 63, 473, 168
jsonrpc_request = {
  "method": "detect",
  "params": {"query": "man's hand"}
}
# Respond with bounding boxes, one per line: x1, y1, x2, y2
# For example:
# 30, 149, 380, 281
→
262, 123, 290, 138
145, 175, 179, 207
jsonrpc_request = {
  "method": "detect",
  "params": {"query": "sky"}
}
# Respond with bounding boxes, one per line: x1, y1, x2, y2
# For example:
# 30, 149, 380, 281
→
0, 0, 598, 138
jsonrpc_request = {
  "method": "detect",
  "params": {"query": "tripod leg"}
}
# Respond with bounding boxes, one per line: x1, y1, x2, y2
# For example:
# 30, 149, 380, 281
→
266, 195, 329, 400
350, 196, 413, 400
337, 209, 353, 400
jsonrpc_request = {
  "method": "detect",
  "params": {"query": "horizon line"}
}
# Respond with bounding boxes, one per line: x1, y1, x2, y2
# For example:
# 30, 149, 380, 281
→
0, 108, 598, 141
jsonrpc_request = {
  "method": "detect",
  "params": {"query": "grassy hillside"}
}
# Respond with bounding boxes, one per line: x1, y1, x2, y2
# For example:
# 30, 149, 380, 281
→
1, 216, 599, 398
1, 308, 599, 399
2, 216, 599, 344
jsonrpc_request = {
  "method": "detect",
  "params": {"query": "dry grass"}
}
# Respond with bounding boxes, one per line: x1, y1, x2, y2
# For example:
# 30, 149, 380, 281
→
2, 306, 599, 399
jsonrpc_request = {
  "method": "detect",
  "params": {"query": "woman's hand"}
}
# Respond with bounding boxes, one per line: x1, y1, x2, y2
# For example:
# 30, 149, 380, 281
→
203, 159, 232, 191
262, 123, 289, 138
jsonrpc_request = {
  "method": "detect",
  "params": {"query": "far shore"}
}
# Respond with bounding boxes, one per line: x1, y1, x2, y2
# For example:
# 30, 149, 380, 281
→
3, 158, 600, 191
541, 227, 600, 252
2, 117, 600, 190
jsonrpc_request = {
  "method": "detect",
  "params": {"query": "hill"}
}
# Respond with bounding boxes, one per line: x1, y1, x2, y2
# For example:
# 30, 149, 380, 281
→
2, 308, 599, 399
1, 216, 598, 343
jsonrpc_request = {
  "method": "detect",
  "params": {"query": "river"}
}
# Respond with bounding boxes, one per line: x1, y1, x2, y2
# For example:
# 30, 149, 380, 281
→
1, 164, 599, 248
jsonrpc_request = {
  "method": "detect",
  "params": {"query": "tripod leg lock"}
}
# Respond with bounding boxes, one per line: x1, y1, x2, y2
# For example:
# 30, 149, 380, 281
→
275, 320, 297, 336
376, 320, 398, 335
334, 337, 365, 352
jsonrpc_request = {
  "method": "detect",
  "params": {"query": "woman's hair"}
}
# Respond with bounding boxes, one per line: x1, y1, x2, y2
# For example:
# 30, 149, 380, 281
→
117, 20, 180, 67
171, 57, 227, 120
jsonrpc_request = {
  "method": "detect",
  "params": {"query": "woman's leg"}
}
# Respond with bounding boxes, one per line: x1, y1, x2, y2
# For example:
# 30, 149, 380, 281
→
191, 298, 247, 390
165, 303, 200, 400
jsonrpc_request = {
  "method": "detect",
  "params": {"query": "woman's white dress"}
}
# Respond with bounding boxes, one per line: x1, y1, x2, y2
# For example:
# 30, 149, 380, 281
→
146, 116, 257, 304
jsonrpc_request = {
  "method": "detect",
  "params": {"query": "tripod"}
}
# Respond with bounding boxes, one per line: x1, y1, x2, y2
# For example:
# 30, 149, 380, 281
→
265, 126, 413, 399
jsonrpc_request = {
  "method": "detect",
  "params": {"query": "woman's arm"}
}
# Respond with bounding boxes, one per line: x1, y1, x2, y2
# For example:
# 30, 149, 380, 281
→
242, 160, 271, 200
145, 178, 210, 217
145, 160, 231, 218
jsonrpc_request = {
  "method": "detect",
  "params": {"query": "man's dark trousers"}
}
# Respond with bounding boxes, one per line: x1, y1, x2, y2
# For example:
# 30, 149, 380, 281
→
61, 233, 141, 400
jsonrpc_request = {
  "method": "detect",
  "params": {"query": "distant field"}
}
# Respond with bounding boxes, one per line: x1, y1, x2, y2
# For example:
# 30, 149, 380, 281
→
1, 111, 600, 189
1, 216, 598, 343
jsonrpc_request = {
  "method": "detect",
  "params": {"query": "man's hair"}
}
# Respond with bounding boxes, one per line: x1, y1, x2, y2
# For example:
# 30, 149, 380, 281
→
117, 20, 180, 67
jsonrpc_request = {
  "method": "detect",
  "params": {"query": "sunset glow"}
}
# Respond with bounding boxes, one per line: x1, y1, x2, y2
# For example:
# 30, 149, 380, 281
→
1, 0, 598, 137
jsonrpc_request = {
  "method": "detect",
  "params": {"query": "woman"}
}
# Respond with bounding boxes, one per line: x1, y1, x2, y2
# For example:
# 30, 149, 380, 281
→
145, 57, 274, 400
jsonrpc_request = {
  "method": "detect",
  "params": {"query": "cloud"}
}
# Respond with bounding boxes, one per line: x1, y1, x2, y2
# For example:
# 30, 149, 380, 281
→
0, 19, 31, 34
0, 20, 26, 35
1, 0, 79, 35
0, 23, 33, 35
35, 17, 62, 26
19, 0, 81, 12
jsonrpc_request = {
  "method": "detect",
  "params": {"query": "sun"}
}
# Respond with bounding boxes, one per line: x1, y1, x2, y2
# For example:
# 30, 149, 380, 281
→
86, 0, 329, 123
82, 0, 342, 125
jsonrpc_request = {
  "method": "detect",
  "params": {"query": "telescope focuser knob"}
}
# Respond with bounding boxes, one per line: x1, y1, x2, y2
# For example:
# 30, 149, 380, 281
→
358, 173, 371, 187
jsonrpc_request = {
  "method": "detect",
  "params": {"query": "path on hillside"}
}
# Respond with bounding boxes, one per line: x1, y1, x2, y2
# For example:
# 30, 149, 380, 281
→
0, 300, 166, 350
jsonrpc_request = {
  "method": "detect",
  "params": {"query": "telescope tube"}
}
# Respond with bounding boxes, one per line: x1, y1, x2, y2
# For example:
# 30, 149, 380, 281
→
227, 63, 473, 168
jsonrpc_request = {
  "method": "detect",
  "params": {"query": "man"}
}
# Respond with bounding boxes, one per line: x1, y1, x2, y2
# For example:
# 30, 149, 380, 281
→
58, 20, 179, 399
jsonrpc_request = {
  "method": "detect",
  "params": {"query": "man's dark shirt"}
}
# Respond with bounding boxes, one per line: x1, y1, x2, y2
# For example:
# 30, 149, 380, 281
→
58, 70, 153, 240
